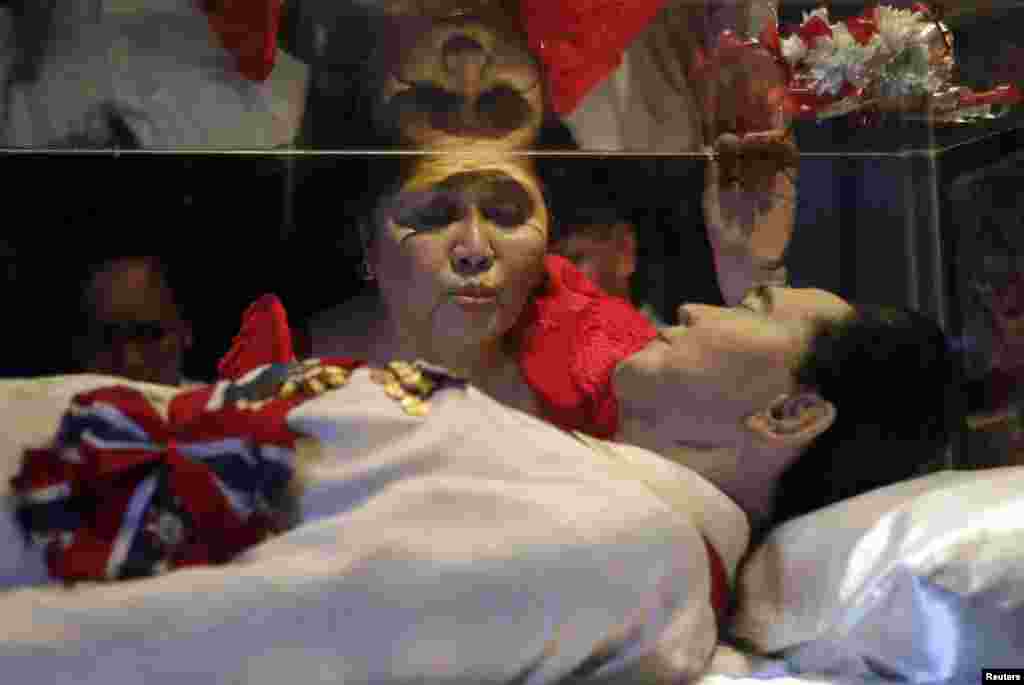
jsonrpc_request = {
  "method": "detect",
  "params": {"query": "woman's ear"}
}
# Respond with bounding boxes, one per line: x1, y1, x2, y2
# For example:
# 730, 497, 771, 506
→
357, 218, 373, 252
744, 391, 836, 449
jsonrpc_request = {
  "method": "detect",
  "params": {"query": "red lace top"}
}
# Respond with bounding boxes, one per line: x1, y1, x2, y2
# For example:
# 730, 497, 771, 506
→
516, 255, 659, 440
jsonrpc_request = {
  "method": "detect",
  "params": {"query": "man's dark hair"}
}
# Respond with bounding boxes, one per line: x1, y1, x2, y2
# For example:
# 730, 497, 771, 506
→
772, 305, 967, 525
557, 207, 632, 239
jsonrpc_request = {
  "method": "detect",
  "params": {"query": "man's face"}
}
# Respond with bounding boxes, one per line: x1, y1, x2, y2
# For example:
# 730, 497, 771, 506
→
81, 258, 191, 386
616, 285, 854, 455
374, 3, 545, 149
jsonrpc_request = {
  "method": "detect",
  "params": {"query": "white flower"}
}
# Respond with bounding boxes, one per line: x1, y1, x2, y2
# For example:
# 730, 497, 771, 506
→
804, 35, 836, 67
781, 34, 807, 66
876, 41, 932, 97
802, 7, 831, 25
831, 22, 856, 51
806, 35, 883, 95
876, 5, 928, 56
808, 61, 848, 96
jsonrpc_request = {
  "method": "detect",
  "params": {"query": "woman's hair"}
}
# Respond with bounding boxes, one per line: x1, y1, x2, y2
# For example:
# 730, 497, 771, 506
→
771, 304, 967, 525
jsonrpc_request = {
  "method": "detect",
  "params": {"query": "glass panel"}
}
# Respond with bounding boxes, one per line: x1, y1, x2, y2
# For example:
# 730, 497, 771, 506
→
2, 0, 1023, 475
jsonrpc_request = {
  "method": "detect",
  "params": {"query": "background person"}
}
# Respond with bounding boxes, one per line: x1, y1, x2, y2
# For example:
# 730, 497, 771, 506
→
72, 255, 193, 387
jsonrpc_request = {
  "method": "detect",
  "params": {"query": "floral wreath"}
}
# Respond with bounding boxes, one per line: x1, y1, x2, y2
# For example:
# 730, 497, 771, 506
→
713, 3, 1023, 125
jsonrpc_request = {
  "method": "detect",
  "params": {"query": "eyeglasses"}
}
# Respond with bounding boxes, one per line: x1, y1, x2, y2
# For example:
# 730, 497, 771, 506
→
86, 320, 172, 346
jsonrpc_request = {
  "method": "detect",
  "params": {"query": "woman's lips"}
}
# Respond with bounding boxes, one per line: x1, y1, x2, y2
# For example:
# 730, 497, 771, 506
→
451, 288, 498, 309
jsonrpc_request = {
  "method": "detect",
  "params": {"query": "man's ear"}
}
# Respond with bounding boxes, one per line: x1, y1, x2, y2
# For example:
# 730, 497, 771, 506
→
181, 320, 194, 351
744, 391, 836, 449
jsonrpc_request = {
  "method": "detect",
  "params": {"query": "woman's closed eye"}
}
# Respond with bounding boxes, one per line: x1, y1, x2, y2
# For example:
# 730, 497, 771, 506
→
405, 84, 462, 114
480, 199, 530, 227
394, 194, 463, 231
478, 179, 535, 228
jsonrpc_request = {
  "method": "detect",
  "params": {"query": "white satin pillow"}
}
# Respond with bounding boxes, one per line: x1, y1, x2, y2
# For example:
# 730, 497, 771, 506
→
732, 468, 1024, 683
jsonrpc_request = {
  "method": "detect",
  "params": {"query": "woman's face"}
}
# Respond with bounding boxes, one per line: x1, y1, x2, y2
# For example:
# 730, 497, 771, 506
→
370, 162, 549, 353
616, 285, 854, 452
375, 9, 544, 149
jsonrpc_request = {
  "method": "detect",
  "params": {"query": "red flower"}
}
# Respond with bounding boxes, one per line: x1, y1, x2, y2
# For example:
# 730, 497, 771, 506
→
797, 15, 833, 49
845, 14, 878, 46
910, 3, 932, 16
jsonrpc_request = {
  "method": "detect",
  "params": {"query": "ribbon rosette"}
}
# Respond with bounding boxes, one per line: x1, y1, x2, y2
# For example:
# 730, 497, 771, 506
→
10, 380, 311, 583
11, 291, 368, 584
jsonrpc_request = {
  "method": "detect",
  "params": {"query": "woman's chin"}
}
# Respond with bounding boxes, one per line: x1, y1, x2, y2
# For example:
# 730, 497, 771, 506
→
433, 305, 506, 347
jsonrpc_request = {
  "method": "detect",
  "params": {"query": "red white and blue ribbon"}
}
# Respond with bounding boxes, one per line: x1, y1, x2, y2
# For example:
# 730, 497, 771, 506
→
10, 294, 362, 584
11, 379, 301, 583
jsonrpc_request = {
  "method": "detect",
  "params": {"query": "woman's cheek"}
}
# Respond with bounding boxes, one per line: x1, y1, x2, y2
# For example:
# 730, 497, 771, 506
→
508, 245, 546, 294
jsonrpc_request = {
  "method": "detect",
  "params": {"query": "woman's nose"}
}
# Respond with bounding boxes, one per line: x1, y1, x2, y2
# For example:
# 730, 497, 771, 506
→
450, 215, 495, 276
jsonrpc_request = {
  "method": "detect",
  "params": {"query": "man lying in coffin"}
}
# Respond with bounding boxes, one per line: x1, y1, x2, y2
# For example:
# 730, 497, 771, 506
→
1, 267, 960, 683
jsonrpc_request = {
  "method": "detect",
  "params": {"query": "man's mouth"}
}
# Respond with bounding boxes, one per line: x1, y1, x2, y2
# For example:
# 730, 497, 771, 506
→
673, 439, 726, 450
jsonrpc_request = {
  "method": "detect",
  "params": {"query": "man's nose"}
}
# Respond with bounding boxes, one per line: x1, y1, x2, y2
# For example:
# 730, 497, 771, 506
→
442, 34, 489, 98
113, 340, 148, 376
450, 214, 495, 276
677, 304, 696, 327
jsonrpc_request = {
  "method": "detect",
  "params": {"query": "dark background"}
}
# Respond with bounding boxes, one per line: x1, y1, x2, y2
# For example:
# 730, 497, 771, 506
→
2, 1, 1022, 392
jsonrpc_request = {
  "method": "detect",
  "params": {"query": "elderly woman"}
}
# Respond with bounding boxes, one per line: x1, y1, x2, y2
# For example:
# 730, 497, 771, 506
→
312, 153, 658, 438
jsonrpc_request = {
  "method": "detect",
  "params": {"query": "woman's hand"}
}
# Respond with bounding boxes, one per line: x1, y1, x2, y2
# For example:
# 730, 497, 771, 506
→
703, 128, 798, 267
694, 32, 798, 305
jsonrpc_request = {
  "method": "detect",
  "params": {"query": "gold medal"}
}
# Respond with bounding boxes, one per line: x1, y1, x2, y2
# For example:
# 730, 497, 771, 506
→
370, 360, 440, 416
279, 379, 298, 399
277, 362, 353, 400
